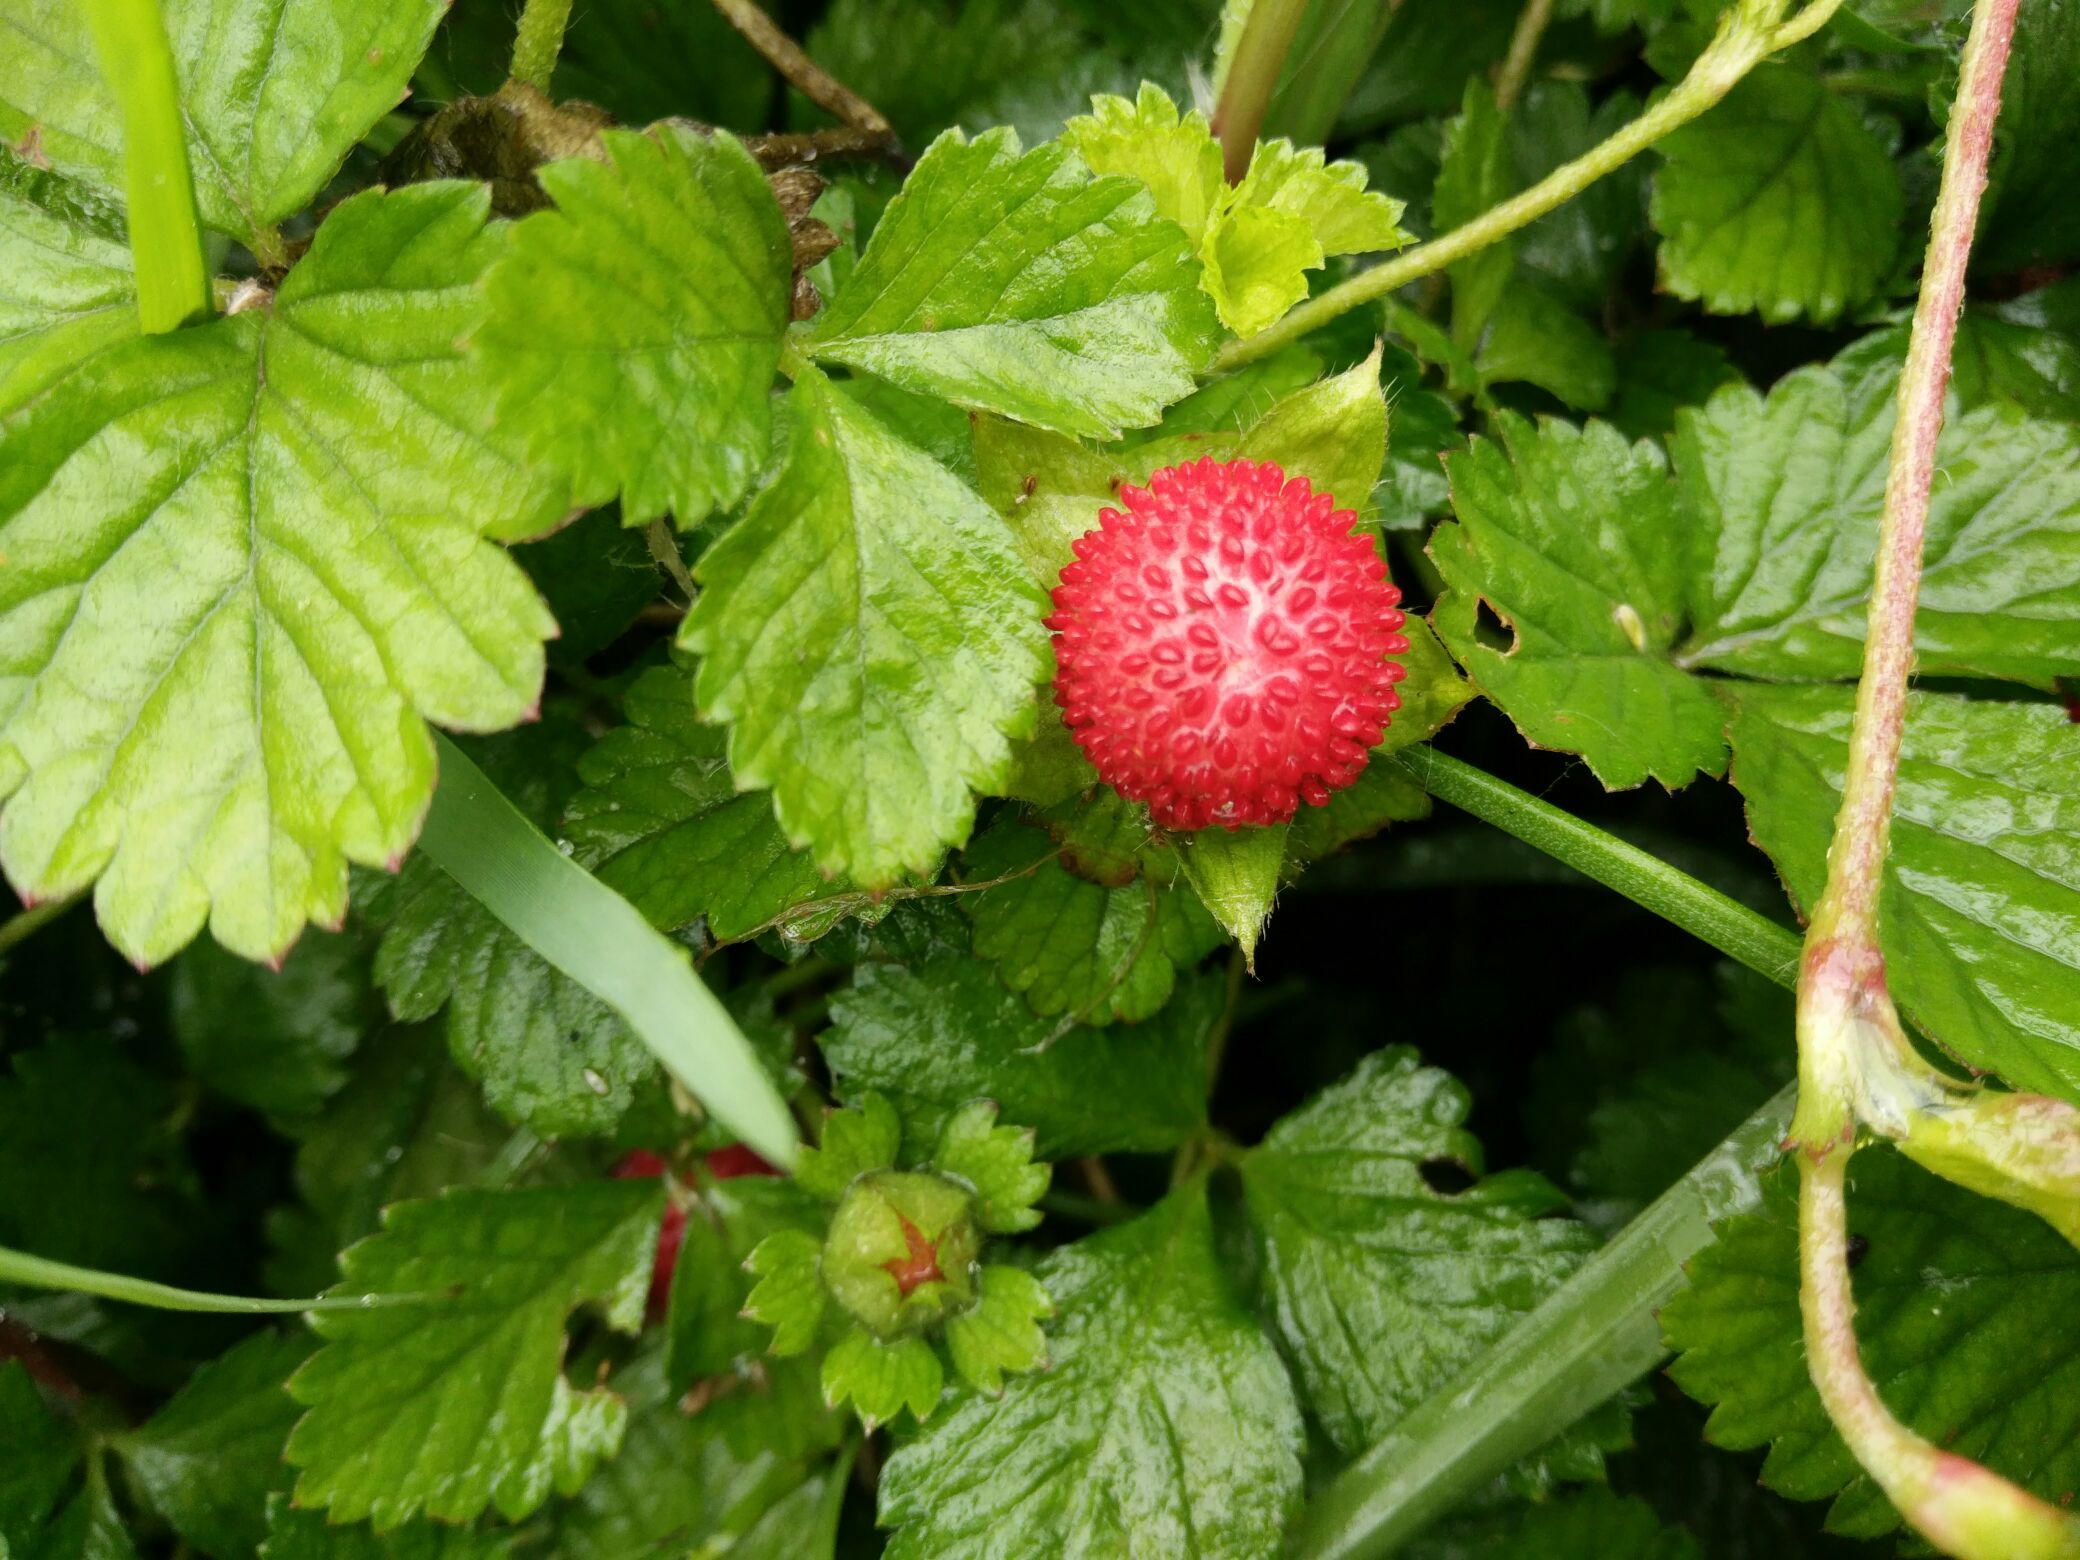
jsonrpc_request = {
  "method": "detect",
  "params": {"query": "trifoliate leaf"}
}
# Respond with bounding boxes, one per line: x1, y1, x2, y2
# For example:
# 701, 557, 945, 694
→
564, 662, 832, 944
821, 1330, 941, 1432
821, 958, 1217, 1159
797, 1092, 903, 1199
945, 1265, 1053, 1395
879, 1183, 1304, 1558
1674, 366, 2080, 688
1240, 1048, 1596, 1454
682, 365, 1050, 886
285, 1180, 664, 1528
1431, 413, 1729, 789
259, 1495, 512, 1560
931, 1101, 1050, 1234
963, 817, 1220, 1025
1061, 82, 1224, 246
1664, 1147, 2080, 1538
476, 126, 792, 527
0, 148, 134, 417
0, 0, 444, 255
803, 126, 1219, 439
1651, 65, 1903, 325
170, 930, 369, 1118
1727, 684, 2080, 1107
371, 725, 659, 1142
114, 1330, 313, 1560
743, 1230, 829, 1357
0, 181, 564, 966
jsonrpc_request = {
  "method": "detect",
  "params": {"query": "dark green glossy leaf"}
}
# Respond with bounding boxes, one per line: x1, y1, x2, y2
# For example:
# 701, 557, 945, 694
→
171, 931, 370, 1119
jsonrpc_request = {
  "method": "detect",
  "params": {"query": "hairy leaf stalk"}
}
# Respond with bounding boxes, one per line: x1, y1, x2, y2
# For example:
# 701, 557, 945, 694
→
508, 0, 576, 94
1790, 0, 2080, 1550
1213, 0, 1845, 371
1209, 0, 1312, 182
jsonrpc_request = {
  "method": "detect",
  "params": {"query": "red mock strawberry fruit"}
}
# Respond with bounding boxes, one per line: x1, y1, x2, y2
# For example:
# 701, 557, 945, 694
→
612, 1145, 781, 1315
1047, 457, 1409, 830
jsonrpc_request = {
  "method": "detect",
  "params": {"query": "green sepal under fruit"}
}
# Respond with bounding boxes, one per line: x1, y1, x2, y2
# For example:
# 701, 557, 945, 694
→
740, 1092, 1054, 1428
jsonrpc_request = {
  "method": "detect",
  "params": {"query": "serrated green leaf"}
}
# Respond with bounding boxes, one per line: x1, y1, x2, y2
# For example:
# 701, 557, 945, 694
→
258, 1495, 512, 1560
1435, 81, 1512, 355
682, 365, 1049, 886
0, 1360, 89, 1555
171, 930, 369, 1119
286, 1180, 664, 1528
1437, 1486, 1705, 1559
945, 1265, 1052, 1395
1241, 1048, 1595, 1455
0, 0, 444, 252
1202, 202, 1323, 337
1673, 366, 2080, 688
743, 1230, 829, 1357
804, 126, 1218, 439
1607, 328, 1740, 442
963, 817, 1220, 1026
0, 181, 563, 966
666, 1177, 832, 1397
821, 957, 1216, 1159
797, 1092, 903, 1199
1651, 65, 1902, 325
477, 126, 792, 527
371, 726, 660, 1142
879, 1182, 1303, 1559
1432, 413, 1729, 789
821, 1329, 941, 1431
1726, 684, 2080, 1106
113, 1330, 312, 1560
1235, 139, 1410, 255
931, 1101, 1050, 1234
1061, 82, 1224, 246
1833, 282, 2080, 424
1973, 0, 2080, 273
565, 662, 834, 944
1473, 287, 1615, 412
1664, 1147, 2080, 1537
0, 148, 134, 418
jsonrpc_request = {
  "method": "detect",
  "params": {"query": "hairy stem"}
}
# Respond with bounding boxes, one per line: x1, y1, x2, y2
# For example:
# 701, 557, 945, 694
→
1392, 749, 1802, 987
1213, 0, 1845, 371
710, 0, 893, 139
1493, 0, 1556, 113
1293, 1085, 1796, 1559
81, 0, 211, 332
1210, 0, 1311, 183
508, 0, 575, 94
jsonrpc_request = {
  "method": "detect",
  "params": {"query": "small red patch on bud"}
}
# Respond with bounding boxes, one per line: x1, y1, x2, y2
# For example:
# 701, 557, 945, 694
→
883, 1212, 943, 1297
1047, 457, 1408, 830
612, 1151, 685, 1315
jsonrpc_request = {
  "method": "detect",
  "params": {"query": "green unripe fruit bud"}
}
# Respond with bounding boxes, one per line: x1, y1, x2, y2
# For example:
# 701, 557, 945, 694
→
821, 1170, 982, 1338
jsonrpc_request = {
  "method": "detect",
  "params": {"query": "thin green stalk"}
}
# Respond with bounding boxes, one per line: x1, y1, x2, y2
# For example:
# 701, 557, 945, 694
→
0, 894, 77, 958
1210, 0, 1313, 183
81, 0, 210, 332
508, 0, 576, 95
1214, 0, 1846, 371
1290, 1084, 1796, 1559
1391, 748, 1803, 986
1493, 0, 1556, 113
421, 733, 800, 1169
0, 1244, 441, 1314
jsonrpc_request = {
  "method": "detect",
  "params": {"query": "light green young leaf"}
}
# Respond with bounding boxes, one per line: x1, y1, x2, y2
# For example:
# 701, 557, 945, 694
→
1664, 1148, 2080, 1537
1241, 1048, 1596, 1454
821, 1331, 941, 1432
1231, 138, 1410, 256
931, 1101, 1049, 1234
0, 148, 134, 417
0, 0, 444, 253
1727, 685, 2080, 1107
1431, 413, 1729, 790
963, 817, 1221, 1026
742, 1230, 829, 1357
564, 661, 832, 944
1651, 64, 1903, 325
1673, 367, 2080, 688
1060, 82, 1224, 246
945, 1265, 1052, 1395
804, 127, 1220, 439
797, 1092, 903, 1199
1202, 203, 1323, 337
0, 182, 564, 966
682, 366, 1050, 886
286, 1181, 663, 1528
878, 1183, 1304, 1559
821, 958, 1218, 1160
114, 1330, 313, 1560
1177, 824, 1286, 969
477, 126, 792, 528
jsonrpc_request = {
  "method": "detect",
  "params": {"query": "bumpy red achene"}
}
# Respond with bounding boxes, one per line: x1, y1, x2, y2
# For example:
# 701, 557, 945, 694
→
1048, 457, 1408, 831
